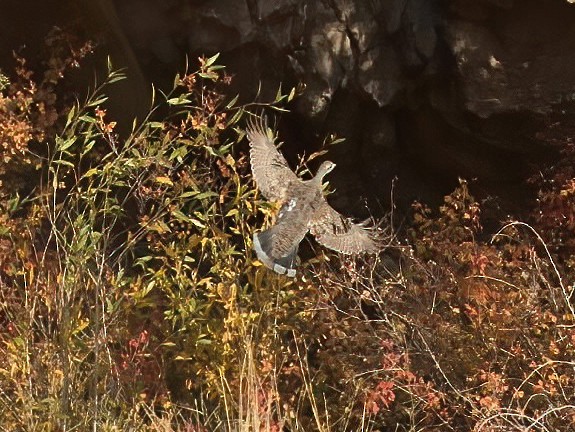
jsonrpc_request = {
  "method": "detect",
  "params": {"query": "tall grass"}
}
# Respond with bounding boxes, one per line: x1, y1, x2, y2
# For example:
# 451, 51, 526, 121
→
1, 47, 575, 431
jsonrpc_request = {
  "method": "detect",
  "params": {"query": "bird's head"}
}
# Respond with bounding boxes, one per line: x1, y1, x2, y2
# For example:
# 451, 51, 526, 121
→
317, 160, 336, 179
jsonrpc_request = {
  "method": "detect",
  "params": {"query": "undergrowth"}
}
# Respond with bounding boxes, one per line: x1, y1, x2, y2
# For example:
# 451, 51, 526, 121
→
0, 36, 574, 431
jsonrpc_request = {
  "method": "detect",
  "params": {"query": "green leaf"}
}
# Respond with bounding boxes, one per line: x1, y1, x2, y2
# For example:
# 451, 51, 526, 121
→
198, 71, 219, 80
65, 105, 76, 128
56, 136, 76, 152
167, 95, 192, 106
172, 209, 192, 222
330, 137, 346, 145
269, 105, 289, 113
180, 191, 199, 198
190, 218, 206, 229
106, 56, 114, 74
160, 342, 176, 347
275, 84, 283, 102
79, 115, 96, 124
142, 280, 155, 297
53, 159, 75, 167
86, 95, 109, 108
108, 70, 126, 84
83, 168, 99, 178
226, 94, 239, 109
228, 109, 243, 126
195, 191, 218, 200
169, 145, 189, 162
225, 208, 238, 217
134, 256, 153, 269
81, 140, 95, 156
287, 86, 296, 102
204, 53, 220, 68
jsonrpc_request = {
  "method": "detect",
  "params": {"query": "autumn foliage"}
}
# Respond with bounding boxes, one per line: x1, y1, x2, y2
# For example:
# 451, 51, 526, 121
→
0, 33, 574, 431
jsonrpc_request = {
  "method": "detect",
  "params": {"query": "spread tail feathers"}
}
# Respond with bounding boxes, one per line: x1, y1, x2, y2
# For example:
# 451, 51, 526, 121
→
253, 230, 298, 277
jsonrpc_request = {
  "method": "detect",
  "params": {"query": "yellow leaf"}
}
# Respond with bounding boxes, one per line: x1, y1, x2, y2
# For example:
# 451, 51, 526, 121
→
155, 176, 173, 186
84, 168, 99, 177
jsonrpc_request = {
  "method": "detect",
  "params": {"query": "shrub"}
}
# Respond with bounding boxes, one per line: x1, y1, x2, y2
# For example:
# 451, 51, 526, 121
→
1, 34, 575, 432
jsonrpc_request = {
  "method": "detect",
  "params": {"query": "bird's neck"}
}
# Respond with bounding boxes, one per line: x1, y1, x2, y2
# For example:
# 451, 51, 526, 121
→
310, 172, 325, 187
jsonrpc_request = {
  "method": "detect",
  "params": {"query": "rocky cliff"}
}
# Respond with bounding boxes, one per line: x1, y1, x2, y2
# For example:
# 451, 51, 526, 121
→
3, 0, 575, 213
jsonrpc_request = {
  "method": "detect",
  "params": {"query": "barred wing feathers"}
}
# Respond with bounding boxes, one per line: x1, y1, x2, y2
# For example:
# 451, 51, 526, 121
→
309, 198, 380, 254
246, 117, 300, 202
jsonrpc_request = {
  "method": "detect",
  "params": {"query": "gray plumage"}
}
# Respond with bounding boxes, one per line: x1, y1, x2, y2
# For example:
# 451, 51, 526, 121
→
247, 116, 379, 277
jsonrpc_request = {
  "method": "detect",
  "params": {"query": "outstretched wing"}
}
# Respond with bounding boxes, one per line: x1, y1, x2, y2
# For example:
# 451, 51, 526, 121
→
246, 116, 300, 201
309, 198, 380, 254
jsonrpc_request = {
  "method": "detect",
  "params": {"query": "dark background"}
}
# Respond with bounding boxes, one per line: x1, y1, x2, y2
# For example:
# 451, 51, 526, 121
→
3, 0, 574, 218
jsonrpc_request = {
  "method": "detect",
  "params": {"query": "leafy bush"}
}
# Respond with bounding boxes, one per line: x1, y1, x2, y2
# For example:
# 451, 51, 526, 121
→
1, 35, 574, 432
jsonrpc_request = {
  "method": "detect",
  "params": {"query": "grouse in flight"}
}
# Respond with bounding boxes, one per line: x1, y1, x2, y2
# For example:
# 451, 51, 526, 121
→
247, 117, 380, 277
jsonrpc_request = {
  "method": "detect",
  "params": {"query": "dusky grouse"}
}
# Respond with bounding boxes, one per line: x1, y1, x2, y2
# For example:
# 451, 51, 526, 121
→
247, 116, 380, 277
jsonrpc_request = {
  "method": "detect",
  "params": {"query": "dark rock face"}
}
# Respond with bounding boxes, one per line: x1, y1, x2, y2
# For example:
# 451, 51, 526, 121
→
447, 0, 575, 117
3, 0, 575, 213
